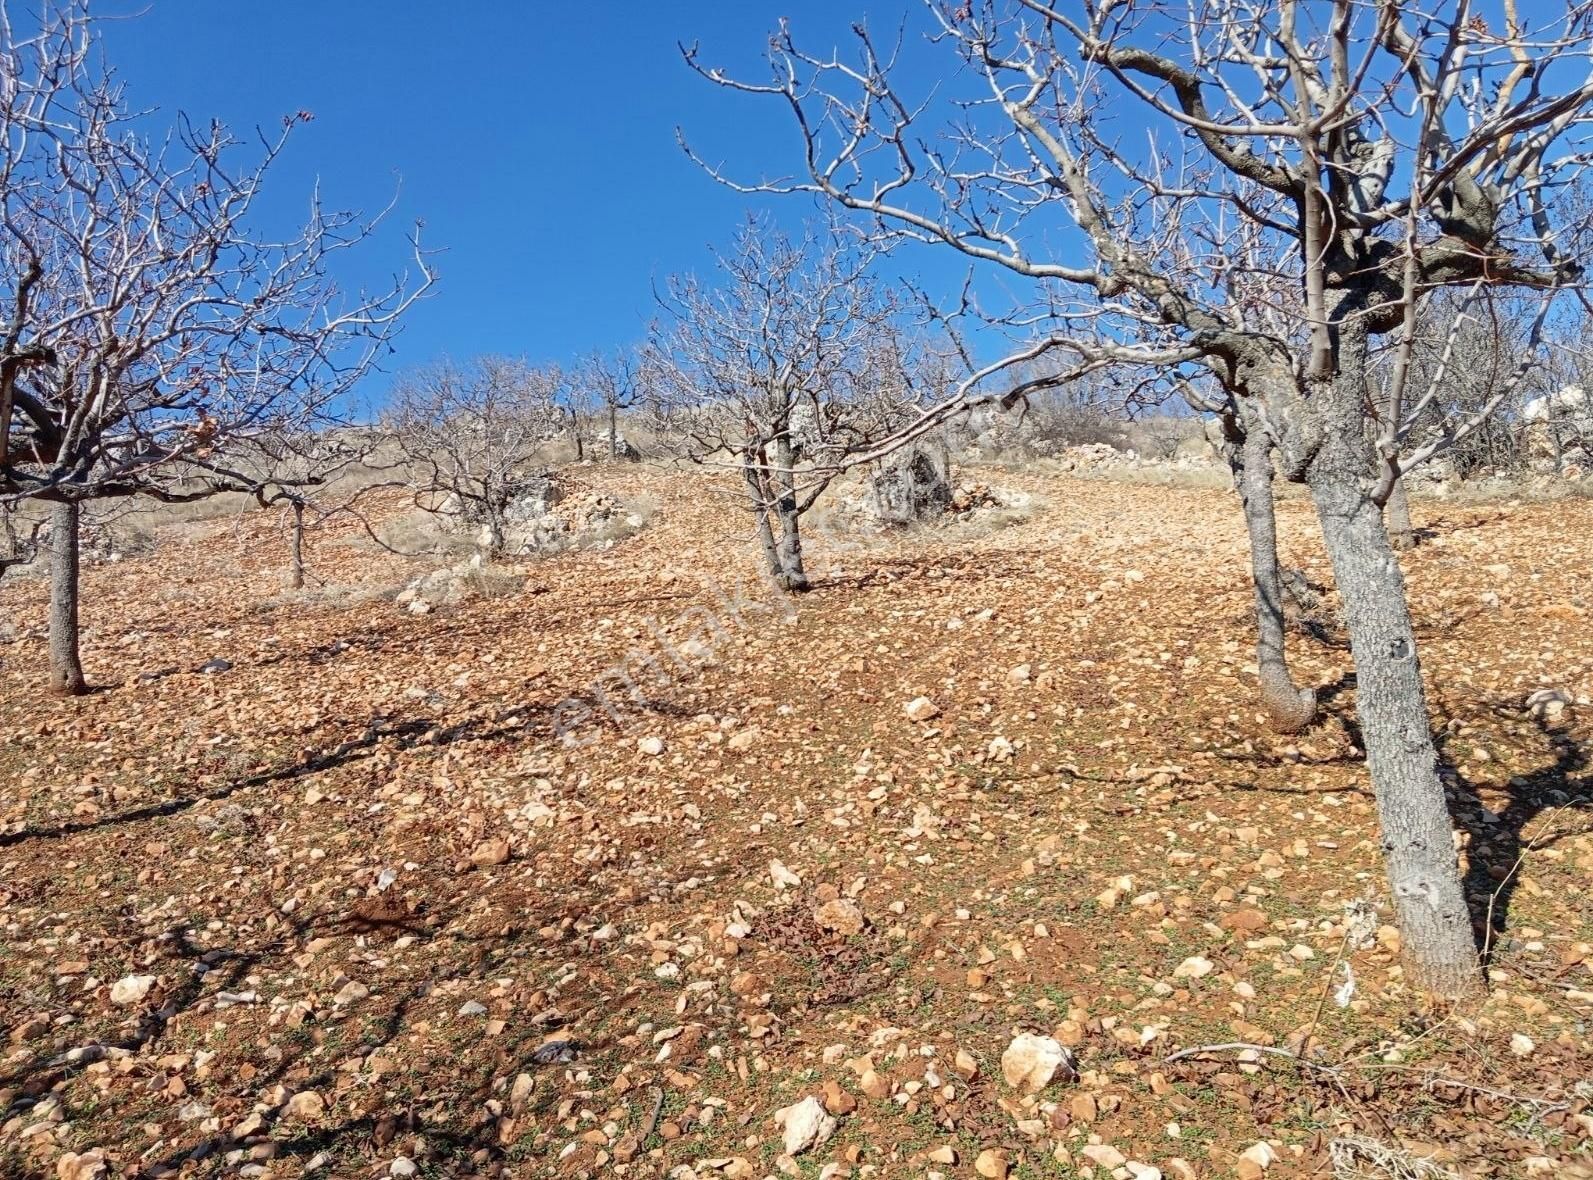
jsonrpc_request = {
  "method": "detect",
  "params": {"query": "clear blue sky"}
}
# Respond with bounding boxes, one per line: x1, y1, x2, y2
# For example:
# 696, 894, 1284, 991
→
98, 1, 968, 393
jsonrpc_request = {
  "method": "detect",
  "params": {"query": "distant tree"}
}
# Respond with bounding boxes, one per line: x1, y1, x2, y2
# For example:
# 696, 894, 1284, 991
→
577, 347, 645, 460
649, 221, 911, 591
0, 4, 431, 693
220, 430, 398, 590
385, 357, 564, 560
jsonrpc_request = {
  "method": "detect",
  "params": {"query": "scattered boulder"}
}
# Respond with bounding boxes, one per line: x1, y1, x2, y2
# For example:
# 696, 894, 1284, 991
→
110, 975, 156, 1006
284, 1090, 326, 1121
904, 696, 940, 723
1236, 1142, 1278, 1179
1526, 687, 1573, 721
55, 1150, 108, 1180
975, 1149, 1011, 1179
1000, 1033, 1074, 1092
813, 897, 866, 937
769, 859, 802, 890
470, 837, 511, 868
870, 449, 953, 525
774, 1095, 837, 1156
593, 429, 641, 460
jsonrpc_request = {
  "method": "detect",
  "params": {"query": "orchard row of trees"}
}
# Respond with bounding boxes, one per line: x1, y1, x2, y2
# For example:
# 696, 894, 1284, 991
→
7, 0, 1593, 1001
672, 0, 1593, 1000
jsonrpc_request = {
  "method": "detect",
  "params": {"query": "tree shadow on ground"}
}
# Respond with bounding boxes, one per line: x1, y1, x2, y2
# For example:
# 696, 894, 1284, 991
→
1441, 709, 1592, 958
0, 668, 709, 850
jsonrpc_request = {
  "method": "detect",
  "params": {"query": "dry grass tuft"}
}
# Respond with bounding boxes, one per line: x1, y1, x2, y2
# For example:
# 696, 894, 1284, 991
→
1330, 1137, 1460, 1180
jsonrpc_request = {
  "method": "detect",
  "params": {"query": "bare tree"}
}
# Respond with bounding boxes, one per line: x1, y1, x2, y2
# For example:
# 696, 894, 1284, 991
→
577, 347, 645, 460
219, 430, 399, 589
648, 221, 910, 592
385, 357, 565, 560
0, 4, 431, 693
685, 1, 1593, 996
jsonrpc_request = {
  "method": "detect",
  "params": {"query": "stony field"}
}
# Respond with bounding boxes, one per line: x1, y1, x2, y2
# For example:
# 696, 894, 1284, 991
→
1, 466, 1590, 1180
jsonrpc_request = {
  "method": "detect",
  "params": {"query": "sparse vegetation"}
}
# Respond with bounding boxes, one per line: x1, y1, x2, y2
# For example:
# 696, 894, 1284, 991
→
3, 4, 1593, 1180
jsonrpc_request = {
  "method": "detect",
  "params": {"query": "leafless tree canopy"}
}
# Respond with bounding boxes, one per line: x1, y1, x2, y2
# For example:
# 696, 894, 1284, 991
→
385, 356, 566, 559
0, 3, 432, 509
683, 0, 1593, 482
648, 220, 941, 589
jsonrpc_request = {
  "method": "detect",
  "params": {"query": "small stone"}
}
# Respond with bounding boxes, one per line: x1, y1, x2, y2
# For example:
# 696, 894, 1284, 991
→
904, 696, 940, 722
470, 838, 511, 868
769, 859, 803, 889
56, 1151, 108, 1180
11, 1013, 51, 1043
510, 1073, 534, 1110
1081, 1144, 1127, 1169
1510, 1032, 1536, 1057
389, 1160, 418, 1178
775, 1095, 837, 1156
284, 1090, 326, 1121
1236, 1141, 1278, 1179
458, 1000, 488, 1017
730, 971, 767, 998
334, 980, 369, 1006
1221, 907, 1268, 933
975, 1149, 1010, 1179
638, 736, 665, 756
858, 1068, 890, 1100
1172, 955, 1214, 979
821, 1078, 857, 1116
1000, 1033, 1073, 1092
1006, 664, 1031, 685
814, 897, 866, 937
953, 1049, 979, 1080
926, 1145, 958, 1165
110, 975, 157, 1005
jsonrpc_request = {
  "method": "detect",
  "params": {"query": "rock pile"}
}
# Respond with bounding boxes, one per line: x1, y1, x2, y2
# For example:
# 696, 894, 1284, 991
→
1051, 442, 1222, 477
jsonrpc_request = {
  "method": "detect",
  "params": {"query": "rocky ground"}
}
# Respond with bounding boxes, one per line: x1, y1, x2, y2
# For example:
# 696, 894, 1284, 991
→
0, 464, 1589, 1180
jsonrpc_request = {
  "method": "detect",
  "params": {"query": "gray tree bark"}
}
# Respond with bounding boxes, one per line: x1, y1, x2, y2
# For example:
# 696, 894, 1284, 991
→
287, 500, 306, 590
1384, 474, 1415, 551
47, 498, 87, 696
744, 457, 786, 584
1302, 326, 1478, 998
770, 434, 809, 592
1229, 410, 1317, 733
483, 514, 507, 562
1372, 380, 1416, 550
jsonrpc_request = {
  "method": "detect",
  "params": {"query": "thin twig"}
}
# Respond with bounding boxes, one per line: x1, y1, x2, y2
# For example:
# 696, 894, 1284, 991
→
1162, 1041, 1341, 1072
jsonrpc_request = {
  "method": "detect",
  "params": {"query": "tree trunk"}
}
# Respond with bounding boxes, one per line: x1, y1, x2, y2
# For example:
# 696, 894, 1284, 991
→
1303, 326, 1478, 999
771, 435, 809, 592
1385, 474, 1415, 551
1232, 413, 1317, 733
1371, 377, 1416, 550
484, 515, 507, 561
287, 500, 306, 590
608, 404, 619, 460
48, 498, 87, 696
744, 457, 785, 583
